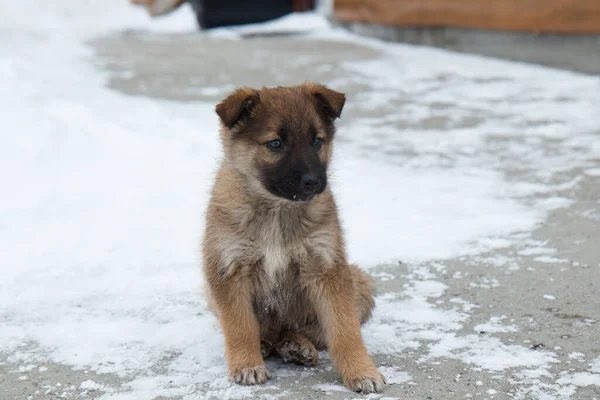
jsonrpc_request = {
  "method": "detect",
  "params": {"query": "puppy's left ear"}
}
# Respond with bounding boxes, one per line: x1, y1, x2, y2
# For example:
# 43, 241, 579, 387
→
306, 83, 346, 120
216, 87, 260, 128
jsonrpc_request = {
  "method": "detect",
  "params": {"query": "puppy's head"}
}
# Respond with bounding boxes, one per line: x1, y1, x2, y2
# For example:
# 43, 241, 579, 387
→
216, 83, 345, 202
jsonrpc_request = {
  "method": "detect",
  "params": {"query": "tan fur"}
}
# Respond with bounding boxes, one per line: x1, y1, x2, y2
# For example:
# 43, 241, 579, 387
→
202, 83, 385, 393
129, 0, 186, 16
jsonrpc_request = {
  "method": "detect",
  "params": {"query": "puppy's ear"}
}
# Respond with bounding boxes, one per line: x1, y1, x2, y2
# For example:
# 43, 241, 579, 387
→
215, 87, 260, 128
306, 83, 346, 120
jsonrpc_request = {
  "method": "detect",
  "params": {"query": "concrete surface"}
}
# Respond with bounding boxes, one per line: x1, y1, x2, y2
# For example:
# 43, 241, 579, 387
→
1, 30, 599, 400
339, 22, 600, 76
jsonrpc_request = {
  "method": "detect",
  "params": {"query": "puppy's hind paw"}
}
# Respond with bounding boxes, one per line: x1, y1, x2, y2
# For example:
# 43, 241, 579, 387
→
230, 365, 270, 385
276, 338, 319, 366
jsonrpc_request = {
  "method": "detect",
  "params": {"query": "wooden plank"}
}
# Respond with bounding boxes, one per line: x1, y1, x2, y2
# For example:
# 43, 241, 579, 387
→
334, 0, 600, 34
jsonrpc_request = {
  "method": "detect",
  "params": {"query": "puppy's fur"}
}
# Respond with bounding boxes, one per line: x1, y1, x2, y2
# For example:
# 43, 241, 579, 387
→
202, 83, 385, 393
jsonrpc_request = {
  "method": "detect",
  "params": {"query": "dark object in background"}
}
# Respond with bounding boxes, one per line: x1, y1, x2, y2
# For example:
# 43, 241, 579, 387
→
190, 0, 315, 29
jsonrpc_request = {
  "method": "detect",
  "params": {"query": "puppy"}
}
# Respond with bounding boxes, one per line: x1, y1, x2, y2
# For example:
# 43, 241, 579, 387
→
202, 83, 385, 393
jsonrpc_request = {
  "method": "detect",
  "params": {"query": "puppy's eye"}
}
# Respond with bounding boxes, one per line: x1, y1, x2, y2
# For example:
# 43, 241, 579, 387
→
267, 140, 282, 150
312, 138, 324, 149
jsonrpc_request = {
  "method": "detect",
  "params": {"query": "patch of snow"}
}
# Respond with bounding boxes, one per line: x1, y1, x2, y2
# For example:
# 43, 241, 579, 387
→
312, 383, 350, 393
557, 372, 600, 387
449, 298, 480, 312
378, 366, 412, 385
334, 158, 544, 266
370, 271, 396, 281
518, 247, 557, 256
18, 365, 36, 372
80, 380, 109, 391
474, 317, 518, 333
543, 295, 556, 300
184, 84, 237, 97
568, 352, 585, 361
425, 334, 556, 371
591, 357, 600, 374
584, 168, 600, 177
535, 256, 569, 264
469, 277, 501, 289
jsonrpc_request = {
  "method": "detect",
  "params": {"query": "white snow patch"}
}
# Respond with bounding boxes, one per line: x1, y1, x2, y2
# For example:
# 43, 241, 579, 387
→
535, 256, 569, 264
518, 247, 557, 256
591, 357, 600, 374
18, 364, 36, 372
333, 158, 543, 265
186, 84, 236, 96
370, 271, 396, 281
469, 277, 501, 289
449, 298, 480, 312
568, 352, 585, 361
543, 294, 556, 300
79, 379, 114, 394
312, 383, 350, 393
516, 368, 553, 380
557, 372, 600, 387
584, 168, 600, 177
474, 317, 518, 333
426, 334, 557, 371
378, 366, 412, 385
535, 197, 573, 210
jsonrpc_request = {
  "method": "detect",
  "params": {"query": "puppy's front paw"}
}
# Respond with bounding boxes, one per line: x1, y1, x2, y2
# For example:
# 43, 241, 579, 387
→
230, 365, 270, 385
345, 369, 386, 393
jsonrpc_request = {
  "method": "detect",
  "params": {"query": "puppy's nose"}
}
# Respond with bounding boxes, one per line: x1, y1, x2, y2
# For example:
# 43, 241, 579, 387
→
301, 173, 319, 192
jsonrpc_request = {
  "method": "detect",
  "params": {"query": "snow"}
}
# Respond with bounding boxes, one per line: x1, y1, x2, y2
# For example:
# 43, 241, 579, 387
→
80, 380, 111, 392
426, 334, 557, 371
557, 372, 600, 387
535, 256, 569, 264
591, 357, 600, 374
378, 367, 411, 385
312, 383, 350, 393
584, 168, 600, 177
519, 247, 557, 256
1, 1, 600, 399
568, 352, 585, 361
474, 317, 518, 333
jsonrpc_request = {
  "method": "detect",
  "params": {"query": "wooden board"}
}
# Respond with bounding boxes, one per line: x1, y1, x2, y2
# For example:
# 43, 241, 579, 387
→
334, 0, 600, 34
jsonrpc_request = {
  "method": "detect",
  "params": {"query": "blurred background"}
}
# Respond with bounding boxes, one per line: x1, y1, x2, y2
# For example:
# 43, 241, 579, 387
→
133, 0, 600, 74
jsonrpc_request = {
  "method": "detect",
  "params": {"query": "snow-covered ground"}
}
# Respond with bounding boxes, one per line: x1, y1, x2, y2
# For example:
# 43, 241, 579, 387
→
1, 1, 599, 399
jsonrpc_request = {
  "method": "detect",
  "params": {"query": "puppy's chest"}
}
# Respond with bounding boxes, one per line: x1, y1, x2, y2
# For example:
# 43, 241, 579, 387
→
253, 220, 308, 278
219, 210, 335, 276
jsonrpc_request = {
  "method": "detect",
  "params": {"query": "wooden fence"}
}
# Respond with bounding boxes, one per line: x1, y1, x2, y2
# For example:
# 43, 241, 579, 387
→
334, 0, 600, 34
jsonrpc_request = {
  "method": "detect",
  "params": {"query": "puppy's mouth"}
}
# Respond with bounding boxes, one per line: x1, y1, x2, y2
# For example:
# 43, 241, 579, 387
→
291, 193, 316, 202
268, 184, 325, 202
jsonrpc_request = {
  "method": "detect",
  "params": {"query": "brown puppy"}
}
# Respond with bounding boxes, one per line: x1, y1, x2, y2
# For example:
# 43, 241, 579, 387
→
202, 83, 385, 394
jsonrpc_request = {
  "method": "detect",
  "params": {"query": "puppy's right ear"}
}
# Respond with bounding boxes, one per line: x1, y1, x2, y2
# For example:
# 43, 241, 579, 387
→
215, 87, 260, 128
